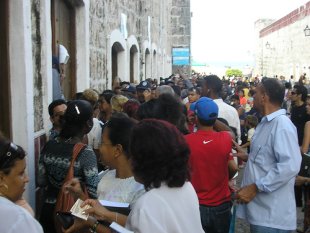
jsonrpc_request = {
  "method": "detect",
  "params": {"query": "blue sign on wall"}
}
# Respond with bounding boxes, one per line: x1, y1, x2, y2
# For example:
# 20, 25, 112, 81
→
172, 47, 190, 65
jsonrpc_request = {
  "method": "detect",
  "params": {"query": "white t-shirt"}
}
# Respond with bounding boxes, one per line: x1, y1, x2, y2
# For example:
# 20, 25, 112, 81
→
87, 118, 103, 149
97, 170, 144, 204
214, 98, 241, 143
0, 196, 43, 233
126, 182, 204, 233
247, 127, 255, 142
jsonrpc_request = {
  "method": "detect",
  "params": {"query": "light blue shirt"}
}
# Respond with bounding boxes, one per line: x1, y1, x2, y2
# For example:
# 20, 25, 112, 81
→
237, 109, 301, 230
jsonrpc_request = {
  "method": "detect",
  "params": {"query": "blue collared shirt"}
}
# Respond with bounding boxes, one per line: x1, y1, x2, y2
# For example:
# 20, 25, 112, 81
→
237, 109, 301, 230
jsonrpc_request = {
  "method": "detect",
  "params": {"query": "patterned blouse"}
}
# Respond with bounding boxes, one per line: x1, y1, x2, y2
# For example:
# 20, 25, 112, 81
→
38, 139, 99, 204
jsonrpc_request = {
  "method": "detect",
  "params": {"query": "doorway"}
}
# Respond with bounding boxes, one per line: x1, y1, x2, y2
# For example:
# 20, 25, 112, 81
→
51, 0, 76, 100
0, 0, 11, 138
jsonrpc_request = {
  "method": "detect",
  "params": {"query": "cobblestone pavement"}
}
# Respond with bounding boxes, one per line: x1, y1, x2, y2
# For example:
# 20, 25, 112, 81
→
235, 167, 303, 233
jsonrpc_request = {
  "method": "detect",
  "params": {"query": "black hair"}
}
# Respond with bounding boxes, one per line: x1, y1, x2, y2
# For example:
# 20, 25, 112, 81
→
74, 92, 84, 100
188, 87, 202, 95
238, 89, 245, 95
137, 95, 188, 134
129, 119, 190, 190
230, 95, 240, 101
197, 118, 216, 126
248, 89, 255, 97
284, 82, 292, 89
0, 137, 26, 174
59, 100, 93, 139
293, 84, 308, 102
261, 78, 285, 106
171, 85, 181, 97
137, 99, 157, 120
48, 99, 67, 117
217, 117, 229, 126
154, 94, 184, 128
204, 75, 223, 95
100, 90, 115, 104
105, 113, 134, 157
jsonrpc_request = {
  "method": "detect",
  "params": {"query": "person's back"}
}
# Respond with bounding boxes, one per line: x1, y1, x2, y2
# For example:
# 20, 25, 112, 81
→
126, 119, 204, 233
185, 97, 232, 233
186, 130, 231, 205
202, 75, 241, 143
38, 100, 99, 233
39, 140, 98, 201
127, 181, 202, 233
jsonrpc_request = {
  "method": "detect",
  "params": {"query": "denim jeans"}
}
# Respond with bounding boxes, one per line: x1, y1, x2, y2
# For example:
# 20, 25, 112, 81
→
199, 201, 231, 233
250, 224, 292, 233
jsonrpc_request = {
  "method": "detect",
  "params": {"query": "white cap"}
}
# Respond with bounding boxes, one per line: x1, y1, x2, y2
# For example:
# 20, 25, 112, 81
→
59, 44, 70, 64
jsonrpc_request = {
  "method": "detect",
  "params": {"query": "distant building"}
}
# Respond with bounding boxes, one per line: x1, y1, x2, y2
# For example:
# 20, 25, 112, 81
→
253, 2, 310, 80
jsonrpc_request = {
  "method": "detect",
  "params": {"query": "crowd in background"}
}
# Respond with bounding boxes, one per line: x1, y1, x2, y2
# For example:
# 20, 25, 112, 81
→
1, 71, 310, 233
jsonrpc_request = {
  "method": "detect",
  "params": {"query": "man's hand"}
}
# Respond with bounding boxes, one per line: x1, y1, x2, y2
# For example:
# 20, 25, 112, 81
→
232, 140, 248, 162
295, 176, 308, 186
236, 183, 258, 204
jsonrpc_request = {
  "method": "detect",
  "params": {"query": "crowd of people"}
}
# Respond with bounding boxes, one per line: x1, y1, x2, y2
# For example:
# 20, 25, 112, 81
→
0, 72, 310, 233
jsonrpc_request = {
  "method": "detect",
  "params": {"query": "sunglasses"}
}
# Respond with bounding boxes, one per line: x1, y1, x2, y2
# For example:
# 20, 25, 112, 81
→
0, 142, 24, 169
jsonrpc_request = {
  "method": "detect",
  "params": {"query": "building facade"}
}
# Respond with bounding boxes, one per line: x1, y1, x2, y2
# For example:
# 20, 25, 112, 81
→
253, 1, 310, 81
0, 0, 191, 209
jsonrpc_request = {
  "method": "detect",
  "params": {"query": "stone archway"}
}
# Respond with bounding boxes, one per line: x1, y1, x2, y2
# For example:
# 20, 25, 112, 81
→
127, 35, 140, 84
145, 48, 151, 79
111, 41, 125, 86
130, 45, 138, 83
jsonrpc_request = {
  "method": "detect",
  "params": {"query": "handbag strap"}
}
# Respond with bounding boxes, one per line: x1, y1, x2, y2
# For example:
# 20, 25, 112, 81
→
64, 143, 86, 182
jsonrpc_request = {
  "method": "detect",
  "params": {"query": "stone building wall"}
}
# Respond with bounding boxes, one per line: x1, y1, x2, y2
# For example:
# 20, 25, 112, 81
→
89, 1, 106, 90
31, 0, 44, 132
171, 0, 191, 76
88, 0, 191, 92
254, 2, 310, 81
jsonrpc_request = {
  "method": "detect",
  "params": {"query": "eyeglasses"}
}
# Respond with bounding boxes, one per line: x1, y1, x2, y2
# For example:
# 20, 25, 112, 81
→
0, 142, 25, 169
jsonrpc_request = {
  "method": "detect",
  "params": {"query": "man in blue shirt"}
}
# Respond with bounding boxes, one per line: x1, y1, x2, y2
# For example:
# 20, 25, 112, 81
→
235, 78, 301, 233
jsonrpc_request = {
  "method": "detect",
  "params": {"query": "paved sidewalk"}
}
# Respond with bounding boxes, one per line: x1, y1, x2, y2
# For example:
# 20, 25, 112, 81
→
235, 168, 303, 233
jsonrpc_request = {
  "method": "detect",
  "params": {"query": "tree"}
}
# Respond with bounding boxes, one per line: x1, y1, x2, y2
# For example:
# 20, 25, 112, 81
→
226, 69, 243, 77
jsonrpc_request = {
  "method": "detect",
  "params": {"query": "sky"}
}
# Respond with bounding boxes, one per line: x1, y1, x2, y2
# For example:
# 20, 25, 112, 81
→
191, 0, 310, 68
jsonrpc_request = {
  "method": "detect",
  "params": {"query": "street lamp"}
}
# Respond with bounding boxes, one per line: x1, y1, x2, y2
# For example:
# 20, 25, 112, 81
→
304, 25, 310, 37
265, 42, 275, 50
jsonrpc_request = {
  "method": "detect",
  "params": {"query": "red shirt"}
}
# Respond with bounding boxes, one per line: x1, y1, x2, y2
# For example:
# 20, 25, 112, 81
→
185, 130, 232, 206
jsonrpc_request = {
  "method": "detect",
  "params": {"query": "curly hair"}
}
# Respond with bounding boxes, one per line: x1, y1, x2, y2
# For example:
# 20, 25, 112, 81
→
82, 88, 99, 107
137, 94, 188, 134
110, 95, 129, 112
129, 119, 190, 190
123, 99, 140, 119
